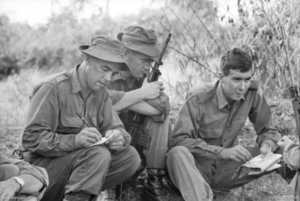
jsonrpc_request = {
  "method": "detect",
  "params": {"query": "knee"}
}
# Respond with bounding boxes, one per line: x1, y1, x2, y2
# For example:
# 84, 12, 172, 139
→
126, 146, 141, 173
82, 146, 112, 165
0, 164, 20, 181
168, 146, 189, 158
119, 146, 141, 178
167, 146, 190, 164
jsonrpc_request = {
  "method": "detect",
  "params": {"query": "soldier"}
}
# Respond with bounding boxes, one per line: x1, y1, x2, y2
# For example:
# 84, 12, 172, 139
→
16, 36, 141, 201
167, 48, 295, 201
106, 26, 171, 201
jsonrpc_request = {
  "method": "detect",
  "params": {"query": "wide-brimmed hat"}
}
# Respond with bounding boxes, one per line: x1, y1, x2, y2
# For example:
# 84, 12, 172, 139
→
79, 35, 130, 71
117, 26, 161, 61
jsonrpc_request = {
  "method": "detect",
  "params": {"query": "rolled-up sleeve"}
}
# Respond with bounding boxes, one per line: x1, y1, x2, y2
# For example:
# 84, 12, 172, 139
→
107, 89, 126, 105
249, 88, 281, 151
145, 92, 170, 116
22, 83, 77, 157
284, 144, 300, 170
1, 155, 49, 199
170, 96, 223, 160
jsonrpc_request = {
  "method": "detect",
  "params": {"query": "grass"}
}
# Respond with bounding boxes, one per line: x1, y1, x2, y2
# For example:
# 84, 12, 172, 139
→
0, 68, 297, 201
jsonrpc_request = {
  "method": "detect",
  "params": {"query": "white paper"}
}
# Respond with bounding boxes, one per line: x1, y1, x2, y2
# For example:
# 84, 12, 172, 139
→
89, 137, 108, 147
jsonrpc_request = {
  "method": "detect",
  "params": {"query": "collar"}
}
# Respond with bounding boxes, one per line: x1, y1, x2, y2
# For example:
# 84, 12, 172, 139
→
216, 81, 245, 109
216, 81, 229, 109
70, 65, 82, 94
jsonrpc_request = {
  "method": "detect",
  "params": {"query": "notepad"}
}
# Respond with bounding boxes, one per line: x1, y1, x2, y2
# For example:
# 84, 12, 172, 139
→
90, 137, 109, 147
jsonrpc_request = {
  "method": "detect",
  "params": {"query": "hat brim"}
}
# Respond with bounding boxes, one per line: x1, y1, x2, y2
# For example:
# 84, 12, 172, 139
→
79, 45, 130, 71
123, 42, 162, 62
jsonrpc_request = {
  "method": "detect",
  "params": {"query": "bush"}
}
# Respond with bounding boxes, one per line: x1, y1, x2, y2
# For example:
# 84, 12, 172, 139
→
0, 55, 20, 81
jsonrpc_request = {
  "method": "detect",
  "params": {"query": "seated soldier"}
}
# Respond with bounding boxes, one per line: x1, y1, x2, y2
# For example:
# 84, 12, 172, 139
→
166, 48, 296, 201
0, 153, 48, 201
15, 36, 141, 201
106, 26, 171, 201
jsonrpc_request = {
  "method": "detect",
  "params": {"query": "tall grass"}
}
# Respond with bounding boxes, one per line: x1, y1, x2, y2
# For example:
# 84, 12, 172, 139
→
0, 0, 298, 200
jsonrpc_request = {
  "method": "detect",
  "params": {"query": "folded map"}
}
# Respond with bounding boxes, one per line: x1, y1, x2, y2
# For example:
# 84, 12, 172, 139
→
233, 152, 282, 178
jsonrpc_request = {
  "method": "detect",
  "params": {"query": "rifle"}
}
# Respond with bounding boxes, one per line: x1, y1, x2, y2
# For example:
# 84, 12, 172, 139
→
132, 33, 172, 124
289, 86, 300, 138
280, 26, 300, 139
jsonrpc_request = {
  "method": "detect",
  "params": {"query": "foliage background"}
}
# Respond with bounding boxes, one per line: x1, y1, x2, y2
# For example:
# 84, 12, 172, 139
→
0, 0, 299, 200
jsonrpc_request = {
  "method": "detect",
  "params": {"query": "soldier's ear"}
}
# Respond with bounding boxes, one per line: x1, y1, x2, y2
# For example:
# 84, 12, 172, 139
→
121, 47, 131, 59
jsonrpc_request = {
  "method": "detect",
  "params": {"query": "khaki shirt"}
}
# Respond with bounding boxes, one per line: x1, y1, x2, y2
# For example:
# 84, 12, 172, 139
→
0, 153, 49, 199
170, 80, 281, 160
20, 66, 130, 157
106, 72, 170, 116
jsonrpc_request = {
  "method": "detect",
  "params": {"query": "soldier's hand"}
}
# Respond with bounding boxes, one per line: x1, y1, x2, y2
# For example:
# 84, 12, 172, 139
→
260, 144, 272, 158
0, 179, 20, 201
277, 136, 294, 149
75, 127, 102, 148
105, 129, 126, 151
220, 145, 252, 163
140, 78, 164, 100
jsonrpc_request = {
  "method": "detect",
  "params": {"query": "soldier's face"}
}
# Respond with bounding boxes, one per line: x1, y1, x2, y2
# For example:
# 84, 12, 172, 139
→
85, 57, 121, 91
221, 69, 252, 102
124, 50, 153, 78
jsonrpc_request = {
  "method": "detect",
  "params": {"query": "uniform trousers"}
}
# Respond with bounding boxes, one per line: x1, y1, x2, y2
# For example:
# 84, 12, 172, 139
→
142, 116, 171, 170
29, 145, 140, 201
167, 146, 289, 201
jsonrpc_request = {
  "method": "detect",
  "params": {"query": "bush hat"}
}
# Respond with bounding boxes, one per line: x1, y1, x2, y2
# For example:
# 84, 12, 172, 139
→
79, 35, 130, 71
117, 26, 161, 61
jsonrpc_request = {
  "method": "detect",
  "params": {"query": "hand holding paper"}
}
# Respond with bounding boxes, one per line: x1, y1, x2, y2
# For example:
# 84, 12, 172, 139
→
89, 130, 116, 147
105, 129, 126, 151
233, 152, 282, 178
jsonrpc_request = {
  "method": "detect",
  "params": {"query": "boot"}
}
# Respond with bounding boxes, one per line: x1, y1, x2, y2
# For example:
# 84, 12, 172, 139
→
64, 192, 92, 201
141, 169, 164, 201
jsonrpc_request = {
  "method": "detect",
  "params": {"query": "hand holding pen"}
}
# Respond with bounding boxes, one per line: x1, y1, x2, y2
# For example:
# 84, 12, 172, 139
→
74, 112, 102, 148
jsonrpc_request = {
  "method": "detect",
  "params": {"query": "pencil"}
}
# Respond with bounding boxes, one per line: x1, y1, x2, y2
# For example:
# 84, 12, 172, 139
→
76, 112, 91, 127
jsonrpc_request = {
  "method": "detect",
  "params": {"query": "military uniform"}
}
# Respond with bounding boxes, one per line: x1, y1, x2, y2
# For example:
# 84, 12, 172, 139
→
111, 26, 171, 201
0, 153, 48, 200
167, 80, 283, 201
17, 36, 141, 201
107, 72, 170, 170
17, 67, 140, 201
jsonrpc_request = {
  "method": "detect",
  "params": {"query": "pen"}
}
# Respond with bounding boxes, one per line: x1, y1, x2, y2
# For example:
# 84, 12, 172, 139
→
76, 112, 91, 127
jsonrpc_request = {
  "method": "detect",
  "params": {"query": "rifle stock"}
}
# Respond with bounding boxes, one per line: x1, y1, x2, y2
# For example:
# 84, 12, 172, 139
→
132, 33, 172, 124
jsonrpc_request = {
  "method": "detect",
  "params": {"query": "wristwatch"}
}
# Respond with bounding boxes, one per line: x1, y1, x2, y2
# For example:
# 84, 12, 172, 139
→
11, 177, 25, 193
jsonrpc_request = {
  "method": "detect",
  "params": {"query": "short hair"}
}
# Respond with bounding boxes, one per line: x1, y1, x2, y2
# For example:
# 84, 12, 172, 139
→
220, 48, 252, 76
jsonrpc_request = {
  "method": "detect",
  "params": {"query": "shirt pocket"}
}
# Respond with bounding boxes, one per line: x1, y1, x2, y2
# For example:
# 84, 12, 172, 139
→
60, 114, 84, 128
198, 127, 223, 139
